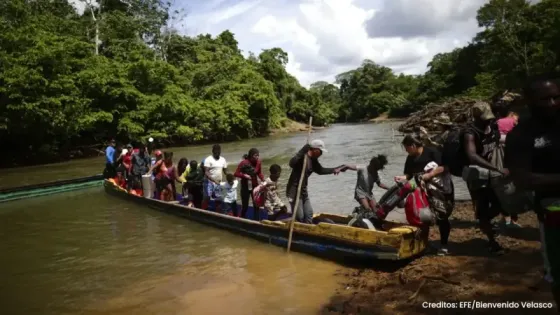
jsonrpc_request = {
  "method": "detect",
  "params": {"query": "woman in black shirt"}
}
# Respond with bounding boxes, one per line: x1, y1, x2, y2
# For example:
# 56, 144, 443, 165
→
396, 134, 455, 256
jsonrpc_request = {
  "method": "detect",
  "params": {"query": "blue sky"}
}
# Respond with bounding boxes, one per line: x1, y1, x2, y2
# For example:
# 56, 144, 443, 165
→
73, 0, 490, 86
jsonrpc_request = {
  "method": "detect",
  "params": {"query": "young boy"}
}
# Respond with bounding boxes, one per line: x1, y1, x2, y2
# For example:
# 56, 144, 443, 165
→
220, 173, 238, 216
263, 164, 288, 221
345, 154, 390, 211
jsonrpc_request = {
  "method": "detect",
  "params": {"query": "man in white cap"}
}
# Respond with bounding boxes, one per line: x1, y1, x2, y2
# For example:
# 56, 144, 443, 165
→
286, 139, 348, 224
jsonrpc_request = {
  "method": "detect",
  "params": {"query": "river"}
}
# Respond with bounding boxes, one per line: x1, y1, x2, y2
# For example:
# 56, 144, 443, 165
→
0, 123, 470, 315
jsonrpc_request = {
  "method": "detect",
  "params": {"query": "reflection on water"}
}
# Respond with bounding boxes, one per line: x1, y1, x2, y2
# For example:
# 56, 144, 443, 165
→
0, 123, 471, 314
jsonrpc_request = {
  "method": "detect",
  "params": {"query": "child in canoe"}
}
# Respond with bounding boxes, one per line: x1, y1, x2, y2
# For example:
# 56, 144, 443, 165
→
219, 173, 239, 216
253, 164, 288, 221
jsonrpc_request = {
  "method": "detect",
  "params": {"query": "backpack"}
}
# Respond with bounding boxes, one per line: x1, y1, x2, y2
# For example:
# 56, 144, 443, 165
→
187, 167, 204, 187
404, 188, 434, 227
378, 180, 417, 217
252, 184, 266, 208
441, 127, 469, 176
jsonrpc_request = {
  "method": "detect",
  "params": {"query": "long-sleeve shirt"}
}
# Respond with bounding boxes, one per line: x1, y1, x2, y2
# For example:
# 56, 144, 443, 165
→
234, 159, 265, 188
286, 144, 335, 199
106, 146, 115, 164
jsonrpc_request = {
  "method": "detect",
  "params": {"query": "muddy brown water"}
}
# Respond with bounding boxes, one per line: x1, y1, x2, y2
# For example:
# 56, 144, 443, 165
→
0, 123, 472, 314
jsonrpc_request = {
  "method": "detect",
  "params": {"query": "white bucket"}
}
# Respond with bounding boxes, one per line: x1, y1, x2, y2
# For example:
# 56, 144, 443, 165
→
141, 174, 152, 198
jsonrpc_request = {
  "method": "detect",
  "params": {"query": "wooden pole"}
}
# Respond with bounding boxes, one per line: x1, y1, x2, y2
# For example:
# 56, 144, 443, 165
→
286, 116, 313, 253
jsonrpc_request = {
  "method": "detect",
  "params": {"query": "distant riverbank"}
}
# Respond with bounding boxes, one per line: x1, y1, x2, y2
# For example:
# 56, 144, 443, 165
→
0, 118, 328, 169
369, 112, 406, 123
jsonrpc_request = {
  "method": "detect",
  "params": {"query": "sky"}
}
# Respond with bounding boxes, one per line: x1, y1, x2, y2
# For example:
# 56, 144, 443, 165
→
72, 0, 490, 87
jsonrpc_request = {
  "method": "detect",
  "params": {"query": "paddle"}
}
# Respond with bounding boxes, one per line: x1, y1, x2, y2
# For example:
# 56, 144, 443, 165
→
287, 116, 313, 253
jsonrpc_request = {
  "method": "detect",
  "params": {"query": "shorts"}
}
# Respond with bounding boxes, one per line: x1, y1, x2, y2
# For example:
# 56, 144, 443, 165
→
203, 179, 219, 200
222, 201, 237, 214
155, 176, 171, 192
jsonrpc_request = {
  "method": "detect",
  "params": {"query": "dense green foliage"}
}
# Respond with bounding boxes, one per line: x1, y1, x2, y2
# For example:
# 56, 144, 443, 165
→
322, 0, 560, 121
0, 0, 327, 165
1, 0, 559, 166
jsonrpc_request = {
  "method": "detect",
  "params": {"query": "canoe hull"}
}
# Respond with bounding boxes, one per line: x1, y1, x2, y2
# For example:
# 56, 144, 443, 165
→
104, 181, 427, 262
0, 174, 103, 203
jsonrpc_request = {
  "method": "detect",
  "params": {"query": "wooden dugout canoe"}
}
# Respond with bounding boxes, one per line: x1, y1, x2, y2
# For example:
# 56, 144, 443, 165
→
104, 180, 428, 262
0, 174, 104, 203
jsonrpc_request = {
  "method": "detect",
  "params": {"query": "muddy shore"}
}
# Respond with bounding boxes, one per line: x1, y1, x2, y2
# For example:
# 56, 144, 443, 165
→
323, 203, 555, 315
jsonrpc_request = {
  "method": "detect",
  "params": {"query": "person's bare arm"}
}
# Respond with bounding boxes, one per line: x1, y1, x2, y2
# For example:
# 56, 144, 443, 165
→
174, 167, 185, 183
344, 164, 358, 171
377, 181, 390, 190
204, 168, 218, 184
463, 133, 503, 173
148, 160, 161, 174
422, 166, 445, 181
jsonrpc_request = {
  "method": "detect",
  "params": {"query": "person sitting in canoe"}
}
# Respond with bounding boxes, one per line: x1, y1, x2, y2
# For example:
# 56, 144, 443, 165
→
344, 154, 390, 208
253, 164, 288, 221
202, 144, 228, 212
286, 139, 348, 224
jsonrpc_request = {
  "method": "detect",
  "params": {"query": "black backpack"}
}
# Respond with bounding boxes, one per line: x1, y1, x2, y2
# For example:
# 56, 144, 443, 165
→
441, 127, 469, 177
187, 167, 204, 187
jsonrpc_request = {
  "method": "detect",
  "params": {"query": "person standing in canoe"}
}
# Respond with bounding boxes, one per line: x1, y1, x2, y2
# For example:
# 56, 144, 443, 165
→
202, 144, 228, 212
103, 139, 116, 179
129, 143, 152, 193
287, 140, 347, 224
234, 148, 265, 219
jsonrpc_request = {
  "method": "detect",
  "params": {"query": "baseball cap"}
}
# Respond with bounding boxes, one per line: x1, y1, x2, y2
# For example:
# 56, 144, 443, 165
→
126, 143, 133, 149
309, 139, 327, 152
472, 101, 495, 121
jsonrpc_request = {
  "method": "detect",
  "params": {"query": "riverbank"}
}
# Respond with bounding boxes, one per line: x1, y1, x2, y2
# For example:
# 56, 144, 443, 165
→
0, 118, 324, 169
323, 203, 552, 314
369, 112, 406, 124
268, 118, 327, 135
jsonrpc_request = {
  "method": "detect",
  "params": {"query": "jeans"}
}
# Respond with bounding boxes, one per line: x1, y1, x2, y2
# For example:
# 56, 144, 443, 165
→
289, 195, 314, 224
240, 184, 257, 219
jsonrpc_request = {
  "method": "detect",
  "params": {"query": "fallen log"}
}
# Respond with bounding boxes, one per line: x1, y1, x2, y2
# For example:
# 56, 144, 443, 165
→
398, 92, 522, 133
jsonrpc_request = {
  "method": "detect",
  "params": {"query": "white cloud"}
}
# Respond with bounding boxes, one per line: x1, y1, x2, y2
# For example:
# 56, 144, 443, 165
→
70, 0, 492, 87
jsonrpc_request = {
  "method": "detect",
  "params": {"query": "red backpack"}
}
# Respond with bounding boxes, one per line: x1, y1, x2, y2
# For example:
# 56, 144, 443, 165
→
404, 188, 435, 227
252, 184, 266, 208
